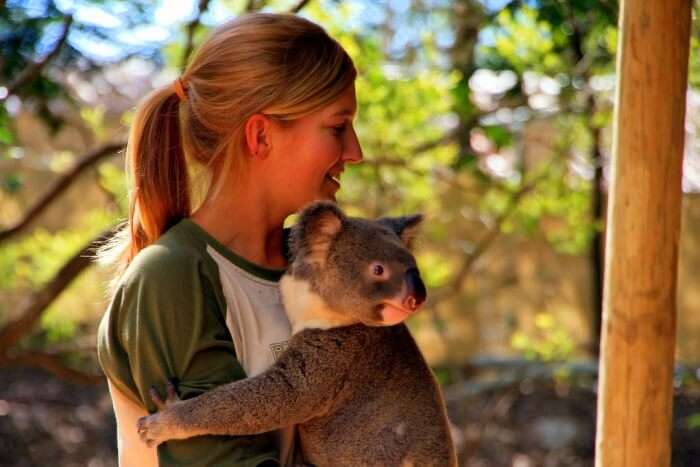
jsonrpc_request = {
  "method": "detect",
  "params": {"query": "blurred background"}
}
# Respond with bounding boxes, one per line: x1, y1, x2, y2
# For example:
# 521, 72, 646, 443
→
1, 0, 699, 466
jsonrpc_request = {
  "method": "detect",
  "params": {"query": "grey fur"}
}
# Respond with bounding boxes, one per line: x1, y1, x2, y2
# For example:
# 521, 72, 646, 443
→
137, 201, 457, 467
290, 202, 425, 325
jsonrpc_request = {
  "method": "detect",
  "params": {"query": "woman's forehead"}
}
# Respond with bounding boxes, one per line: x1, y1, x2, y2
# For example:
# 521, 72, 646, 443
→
325, 86, 357, 117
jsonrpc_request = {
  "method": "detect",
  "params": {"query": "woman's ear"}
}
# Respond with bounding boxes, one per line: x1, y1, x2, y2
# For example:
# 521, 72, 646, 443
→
244, 114, 273, 159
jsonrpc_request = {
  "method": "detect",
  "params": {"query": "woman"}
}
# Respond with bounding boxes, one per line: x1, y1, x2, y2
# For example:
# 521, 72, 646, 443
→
96, 12, 362, 466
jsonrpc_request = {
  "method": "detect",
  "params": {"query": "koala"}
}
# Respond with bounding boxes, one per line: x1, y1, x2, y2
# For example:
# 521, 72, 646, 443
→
137, 201, 457, 467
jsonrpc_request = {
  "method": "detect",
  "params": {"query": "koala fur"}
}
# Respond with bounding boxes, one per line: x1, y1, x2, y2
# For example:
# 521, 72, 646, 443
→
137, 202, 457, 467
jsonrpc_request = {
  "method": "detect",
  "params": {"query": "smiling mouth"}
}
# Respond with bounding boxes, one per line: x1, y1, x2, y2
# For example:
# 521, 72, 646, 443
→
325, 173, 341, 187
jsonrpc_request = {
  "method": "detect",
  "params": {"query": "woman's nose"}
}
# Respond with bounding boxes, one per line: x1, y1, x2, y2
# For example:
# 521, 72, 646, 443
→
343, 126, 363, 164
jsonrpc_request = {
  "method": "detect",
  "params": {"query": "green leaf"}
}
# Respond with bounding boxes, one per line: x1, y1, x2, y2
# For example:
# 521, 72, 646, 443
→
688, 414, 700, 430
482, 125, 513, 149
2, 173, 22, 194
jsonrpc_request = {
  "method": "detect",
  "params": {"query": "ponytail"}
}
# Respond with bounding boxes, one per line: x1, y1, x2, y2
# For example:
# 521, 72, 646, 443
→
96, 85, 190, 290
128, 86, 190, 258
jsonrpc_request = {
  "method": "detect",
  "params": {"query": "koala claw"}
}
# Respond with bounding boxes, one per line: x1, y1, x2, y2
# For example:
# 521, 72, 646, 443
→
150, 378, 180, 410
137, 413, 166, 447
136, 379, 182, 447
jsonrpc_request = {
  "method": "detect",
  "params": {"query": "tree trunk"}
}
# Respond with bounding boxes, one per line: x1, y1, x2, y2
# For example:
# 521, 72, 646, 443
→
590, 120, 604, 357
594, 1, 691, 465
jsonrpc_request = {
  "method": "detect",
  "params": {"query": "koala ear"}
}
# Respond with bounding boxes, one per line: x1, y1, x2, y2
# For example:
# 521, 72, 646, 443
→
289, 201, 345, 266
377, 214, 423, 249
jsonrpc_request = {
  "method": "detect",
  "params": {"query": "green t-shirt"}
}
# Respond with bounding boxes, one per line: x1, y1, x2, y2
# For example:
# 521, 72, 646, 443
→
97, 218, 287, 466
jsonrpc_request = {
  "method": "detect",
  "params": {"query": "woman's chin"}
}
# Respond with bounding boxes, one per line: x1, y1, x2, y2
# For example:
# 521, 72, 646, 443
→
292, 193, 336, 212
316, 189, 337, 203
321, 177, 340, 201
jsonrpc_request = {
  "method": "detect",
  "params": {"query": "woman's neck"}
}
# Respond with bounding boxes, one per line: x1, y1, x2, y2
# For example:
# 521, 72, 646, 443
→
190, 176, 289, 270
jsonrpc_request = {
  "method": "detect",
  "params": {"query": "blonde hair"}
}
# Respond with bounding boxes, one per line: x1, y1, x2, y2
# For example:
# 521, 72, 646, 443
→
96, 13, 356, 287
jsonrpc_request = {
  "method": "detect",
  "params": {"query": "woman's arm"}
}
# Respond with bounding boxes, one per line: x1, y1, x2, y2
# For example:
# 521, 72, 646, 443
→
98, 245, 279, 466
107, 380, 159, 467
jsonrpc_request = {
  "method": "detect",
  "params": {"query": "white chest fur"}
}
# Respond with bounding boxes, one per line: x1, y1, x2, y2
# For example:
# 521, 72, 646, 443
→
279, 275, 356, 334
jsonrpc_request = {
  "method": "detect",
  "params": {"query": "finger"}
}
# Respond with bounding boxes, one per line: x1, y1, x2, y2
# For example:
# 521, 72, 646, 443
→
136, 419, 148, 442
149, 386, 165, 410
166, 379, 178, 402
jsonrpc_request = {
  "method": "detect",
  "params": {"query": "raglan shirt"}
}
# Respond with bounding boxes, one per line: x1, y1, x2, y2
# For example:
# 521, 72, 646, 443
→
97, 218, 296, 466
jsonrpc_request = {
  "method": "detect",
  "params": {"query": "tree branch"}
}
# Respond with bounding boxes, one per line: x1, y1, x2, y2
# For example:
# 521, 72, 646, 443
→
413, 127, 459, 153
0, 352, 104, 385
244, 0, 262, 12
290, 0, 312, 13
181, 0, 212, 72
0, 228, 116, 355
365, 156, 481, 197
0, 142, 124, 243
429, 171, 547, 305
449, 177, 540, 287
4, 15, 74, 100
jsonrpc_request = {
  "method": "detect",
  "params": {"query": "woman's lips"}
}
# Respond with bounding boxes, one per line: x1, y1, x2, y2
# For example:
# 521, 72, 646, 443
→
325, 173, 340, 189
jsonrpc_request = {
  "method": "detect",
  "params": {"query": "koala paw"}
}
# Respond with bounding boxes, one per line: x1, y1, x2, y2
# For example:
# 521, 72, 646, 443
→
136, 379, 182, 447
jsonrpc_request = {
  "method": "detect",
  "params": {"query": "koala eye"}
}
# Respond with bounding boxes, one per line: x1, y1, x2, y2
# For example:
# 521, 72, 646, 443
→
370, 263, 385, 277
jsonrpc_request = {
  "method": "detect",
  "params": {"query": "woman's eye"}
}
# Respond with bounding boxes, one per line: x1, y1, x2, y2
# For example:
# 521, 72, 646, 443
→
332, 124, 346, 135
372, 264, 384, 276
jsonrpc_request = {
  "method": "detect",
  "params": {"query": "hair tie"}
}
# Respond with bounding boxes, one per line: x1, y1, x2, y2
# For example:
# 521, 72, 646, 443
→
173, 77, 188, 101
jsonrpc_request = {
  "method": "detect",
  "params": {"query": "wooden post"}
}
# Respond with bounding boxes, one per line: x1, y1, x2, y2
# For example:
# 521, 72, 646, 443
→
594, 1, 692, 466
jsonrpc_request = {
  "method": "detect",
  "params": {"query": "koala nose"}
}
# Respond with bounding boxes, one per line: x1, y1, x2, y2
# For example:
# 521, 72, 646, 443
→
404, 267, 426, 310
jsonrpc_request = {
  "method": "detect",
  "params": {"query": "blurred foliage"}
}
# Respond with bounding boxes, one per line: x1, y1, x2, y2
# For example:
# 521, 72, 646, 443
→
473, 0, 620, 259
309, 2, 461, 217
0, 208, 115, 291
688, 413, 700, 430
510, 311, 575, 361
97, 160, 129, 213
0, 0, 161, 136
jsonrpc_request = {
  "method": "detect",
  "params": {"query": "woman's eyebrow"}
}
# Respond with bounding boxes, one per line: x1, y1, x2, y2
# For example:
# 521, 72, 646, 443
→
332, 108, 356, 117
